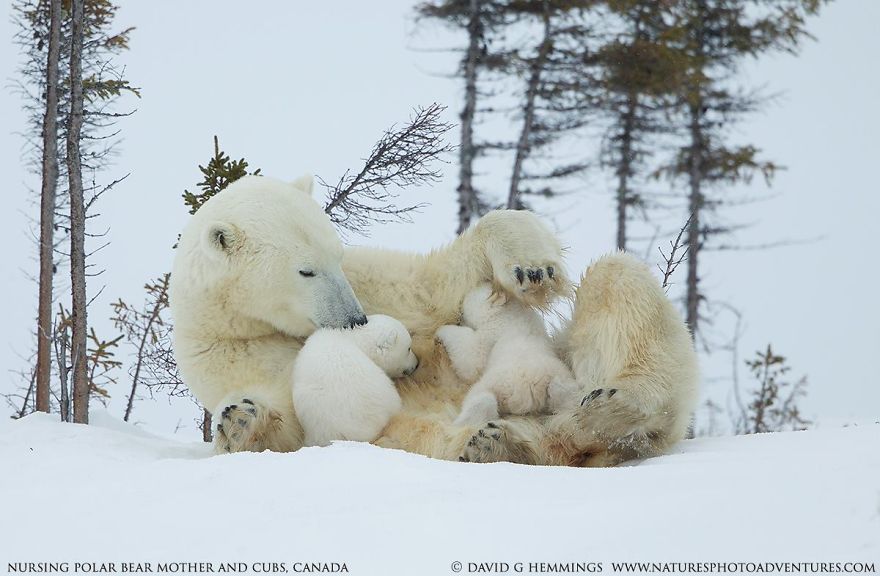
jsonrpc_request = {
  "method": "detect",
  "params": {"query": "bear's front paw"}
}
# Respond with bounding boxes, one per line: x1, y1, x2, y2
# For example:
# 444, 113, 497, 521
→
214, 398, 282, 454
478, 211, 570, 307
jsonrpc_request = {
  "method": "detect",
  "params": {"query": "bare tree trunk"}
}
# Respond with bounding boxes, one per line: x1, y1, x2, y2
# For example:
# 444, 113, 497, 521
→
55, 307, 70, 422
615, 96, 637, 251
202, 409, 213, 442
507, 2, 552, 210
17, 367, 37, 419
68, 0, 88, 425
685, 0, 706, 340
685, 101, 703, 338
456, 0, 482, 234
35, 0, 63, 414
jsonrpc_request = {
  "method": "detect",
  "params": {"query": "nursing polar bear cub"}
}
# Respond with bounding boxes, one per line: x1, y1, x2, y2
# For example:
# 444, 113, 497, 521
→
293, 314, 417, 447
170, 174, 698, 466
437, 284, 575, 426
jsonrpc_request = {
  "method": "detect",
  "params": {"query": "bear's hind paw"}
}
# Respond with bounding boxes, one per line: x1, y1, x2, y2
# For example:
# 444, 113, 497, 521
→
458, 421, 537, 465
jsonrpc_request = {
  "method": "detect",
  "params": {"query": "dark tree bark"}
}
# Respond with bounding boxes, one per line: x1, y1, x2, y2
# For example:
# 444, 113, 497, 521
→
68, 0, 89, 424
507, 1, 552, 210
615, 96, 637, 251
685, 100, 703, 337
684, 0, 706, 339
202, 409, 213, 442
35, 0, 62, 414
456, 0, 482, 234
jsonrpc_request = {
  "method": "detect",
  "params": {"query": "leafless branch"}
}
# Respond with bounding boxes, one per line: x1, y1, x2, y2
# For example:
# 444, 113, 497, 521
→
320, 102, 454, 235
658, 213, 693, 291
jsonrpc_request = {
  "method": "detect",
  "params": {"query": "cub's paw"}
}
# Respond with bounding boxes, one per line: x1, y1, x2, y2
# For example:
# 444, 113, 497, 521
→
214, 398, 282, 454
458, 421, 536, 465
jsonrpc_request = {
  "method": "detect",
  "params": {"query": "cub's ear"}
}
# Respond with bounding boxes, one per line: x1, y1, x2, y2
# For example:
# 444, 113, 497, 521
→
201, 222, 242, 257
291, 173, 315, 196
376, 328, 400, 353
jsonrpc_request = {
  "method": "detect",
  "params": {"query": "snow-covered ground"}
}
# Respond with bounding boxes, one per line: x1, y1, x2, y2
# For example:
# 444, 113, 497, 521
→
1, 412, 878, 575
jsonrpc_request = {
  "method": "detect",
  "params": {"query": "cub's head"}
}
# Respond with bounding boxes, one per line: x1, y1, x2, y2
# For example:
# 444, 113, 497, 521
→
351, 314, 419, 378
172, 174, 366, 337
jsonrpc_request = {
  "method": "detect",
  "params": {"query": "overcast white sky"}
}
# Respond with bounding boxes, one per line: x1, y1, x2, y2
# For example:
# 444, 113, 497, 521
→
1, 1, 877, 437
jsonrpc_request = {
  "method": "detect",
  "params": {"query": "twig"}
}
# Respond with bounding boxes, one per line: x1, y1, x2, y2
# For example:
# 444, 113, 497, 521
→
658, 213, 693, 291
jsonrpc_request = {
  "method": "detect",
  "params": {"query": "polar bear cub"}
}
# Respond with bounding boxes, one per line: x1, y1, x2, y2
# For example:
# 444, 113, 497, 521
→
293, 314, 419, 447
437, 284, 576, 426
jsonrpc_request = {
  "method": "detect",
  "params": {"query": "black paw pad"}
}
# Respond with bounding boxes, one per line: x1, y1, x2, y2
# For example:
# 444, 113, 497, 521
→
241, 398, 254, 406
514, 266, 525, 284
547, 266, 555, 279
608, 389, 617, 397
527, 268, 543, 283
486, 422, 500, 429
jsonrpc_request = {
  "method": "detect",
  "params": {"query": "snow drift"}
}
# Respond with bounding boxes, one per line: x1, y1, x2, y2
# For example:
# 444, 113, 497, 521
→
1, 412, 877, 575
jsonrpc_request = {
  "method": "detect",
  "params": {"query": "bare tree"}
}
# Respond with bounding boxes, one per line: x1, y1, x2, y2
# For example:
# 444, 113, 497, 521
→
321, 103, 454, 235
54, 305, 71, 421
34, 0, 62, 414
11, 0, 136, 421
111, 273, 171, 421
67, 0, 89, 424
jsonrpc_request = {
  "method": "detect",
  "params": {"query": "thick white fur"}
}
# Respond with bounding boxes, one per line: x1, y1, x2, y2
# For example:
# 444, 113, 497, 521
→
170, 175, 697, 466
542, 252, 699, 466
292, 314, 418, 447
437, 285, 575, 426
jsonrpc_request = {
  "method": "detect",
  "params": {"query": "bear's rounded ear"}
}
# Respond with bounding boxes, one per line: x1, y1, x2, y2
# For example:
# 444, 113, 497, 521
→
377, 327, 400, 353
291, 174, 315, 196
201, 222, 242, 258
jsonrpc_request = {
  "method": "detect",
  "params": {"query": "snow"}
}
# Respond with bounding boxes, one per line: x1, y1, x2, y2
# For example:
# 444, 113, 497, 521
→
1, 412, 878, 574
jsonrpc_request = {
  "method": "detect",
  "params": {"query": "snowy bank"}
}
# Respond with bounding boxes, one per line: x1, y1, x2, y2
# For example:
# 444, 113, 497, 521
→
0, 412, 877, 575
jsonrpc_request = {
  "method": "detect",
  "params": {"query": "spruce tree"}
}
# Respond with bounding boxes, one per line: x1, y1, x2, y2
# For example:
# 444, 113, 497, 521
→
660, 0, 823, 338
415, 0, 510, 232
182, 136, 261, 215
595, 0, 686, 250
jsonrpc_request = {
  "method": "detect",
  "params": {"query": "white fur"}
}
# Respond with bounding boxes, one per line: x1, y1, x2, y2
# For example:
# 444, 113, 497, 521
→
170, 174, 696, 466
437, 284, 574, 426
292, 314, 417, 447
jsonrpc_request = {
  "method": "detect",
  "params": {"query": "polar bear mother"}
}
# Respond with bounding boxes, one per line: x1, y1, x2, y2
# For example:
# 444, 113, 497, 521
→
170, 175, 698, 466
